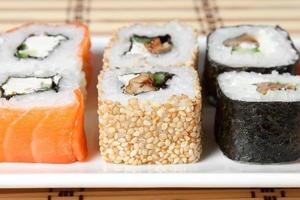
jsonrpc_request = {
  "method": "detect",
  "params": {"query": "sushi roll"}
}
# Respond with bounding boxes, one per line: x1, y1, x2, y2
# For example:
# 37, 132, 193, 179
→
0, 23, 90, 163
97, 66, 202, 164
215, 71, 300, 163
204, 25, 299, 102
0, 23, 91, 85
103, 21, 198, 69
0, 70, 87, 163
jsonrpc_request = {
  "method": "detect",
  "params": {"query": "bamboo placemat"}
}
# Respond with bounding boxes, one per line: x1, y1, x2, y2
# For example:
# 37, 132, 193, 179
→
0, 188, 300, 199
0, 0, 300, 37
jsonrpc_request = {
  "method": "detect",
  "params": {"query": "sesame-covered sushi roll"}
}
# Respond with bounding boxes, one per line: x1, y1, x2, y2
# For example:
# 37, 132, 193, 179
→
103, 21, 198, 69
216, 71, 300, 163
0, 70, 87, 163
97, 66, 202, 164
0, 23, 91, 85
204, 25, 299, 102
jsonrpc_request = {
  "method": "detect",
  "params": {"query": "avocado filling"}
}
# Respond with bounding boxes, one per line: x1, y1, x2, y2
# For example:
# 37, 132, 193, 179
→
0, 74, 62, 99
255, 82, 297, 95
15, 33, 68, 59
118, 72, 174, 95
125, 34, 173, 55
223, 33, 260, 54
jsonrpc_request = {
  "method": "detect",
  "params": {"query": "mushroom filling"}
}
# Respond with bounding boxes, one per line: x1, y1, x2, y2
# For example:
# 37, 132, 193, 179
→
223, 33, 260, 54
15, 33, 68, 59
125, 34, 173, 55
0, 74, 62, 99
254, 82, 297, 95
118, 72, 174, 95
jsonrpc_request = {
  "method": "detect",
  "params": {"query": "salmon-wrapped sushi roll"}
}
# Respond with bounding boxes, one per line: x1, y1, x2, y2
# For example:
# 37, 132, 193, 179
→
103, 21, 199, 69
0, 70, 87, 163
0, 23, 90, 163
0, 23, 92, 85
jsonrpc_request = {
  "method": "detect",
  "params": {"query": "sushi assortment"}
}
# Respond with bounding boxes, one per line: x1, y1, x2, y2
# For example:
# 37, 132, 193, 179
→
0, 23, 90, 163
98, 22, 202, 164
0, 21, 299, 165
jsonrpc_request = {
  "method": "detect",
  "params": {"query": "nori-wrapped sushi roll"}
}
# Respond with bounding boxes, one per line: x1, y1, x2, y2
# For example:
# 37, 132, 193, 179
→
215, 71, 300, 163
204, 25, 299, 103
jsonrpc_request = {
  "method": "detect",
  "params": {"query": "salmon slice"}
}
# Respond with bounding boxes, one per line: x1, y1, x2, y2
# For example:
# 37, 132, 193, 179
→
4, 109, 44, 162
72, 89, 88, 161
0, 110, 20, 161
0, 89, 87, 163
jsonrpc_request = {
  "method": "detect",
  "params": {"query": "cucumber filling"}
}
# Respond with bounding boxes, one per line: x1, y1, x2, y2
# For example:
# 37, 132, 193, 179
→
118, 72, 174, 95
15, 34, 68, 59
0, 74, 62, 99
125, 34, 173, 55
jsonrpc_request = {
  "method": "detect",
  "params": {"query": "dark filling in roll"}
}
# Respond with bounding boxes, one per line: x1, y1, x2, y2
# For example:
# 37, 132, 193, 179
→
119, 72, 174, 95
125, 34, 173, 55
223, 33, 260, 53
15, 33, 69, 59
254, 82, 297, 95
0, 74, 62, 100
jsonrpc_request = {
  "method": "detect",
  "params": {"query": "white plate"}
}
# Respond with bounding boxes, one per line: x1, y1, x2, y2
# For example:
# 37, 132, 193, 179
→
0, 37, 300, 188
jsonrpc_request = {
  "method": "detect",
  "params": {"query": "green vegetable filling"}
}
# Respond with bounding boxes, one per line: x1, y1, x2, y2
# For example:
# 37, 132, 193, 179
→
153, 72, 174, 88
15, 43, 29, 58
232, 47, 260, 54
131, 35, 153, 43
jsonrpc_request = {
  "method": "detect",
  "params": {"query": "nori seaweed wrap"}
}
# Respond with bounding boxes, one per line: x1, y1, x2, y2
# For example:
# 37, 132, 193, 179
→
215, 71, 300, 163
204, 25, 299, 103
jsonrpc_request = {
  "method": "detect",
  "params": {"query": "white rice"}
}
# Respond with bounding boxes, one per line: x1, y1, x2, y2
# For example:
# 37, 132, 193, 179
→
208, 25, 299, 68
100, 66, 198, 105
0, 24, 84, 75
218, 71, 300, 102
107, 21, 198, 68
